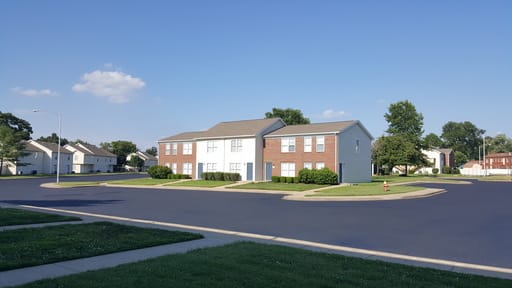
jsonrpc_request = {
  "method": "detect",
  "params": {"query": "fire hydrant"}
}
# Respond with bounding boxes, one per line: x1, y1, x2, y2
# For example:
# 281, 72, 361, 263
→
383, 181, 389, 192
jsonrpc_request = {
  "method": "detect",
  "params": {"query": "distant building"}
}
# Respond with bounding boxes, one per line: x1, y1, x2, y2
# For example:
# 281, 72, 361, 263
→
65, 143, 117, 173
461, 152, 512, 176
126, 151, 158, 172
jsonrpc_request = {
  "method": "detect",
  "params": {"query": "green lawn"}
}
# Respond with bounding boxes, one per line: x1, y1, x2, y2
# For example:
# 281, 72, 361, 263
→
372, 175, 460, 184
107, 178, 178, 185
311, 182, 423, 197
0, 221, 203, 271
166, 180, 235, 188
0, 208, 81, 226
230, 182, 328, 192
57, 181, 103, 187
17, 242, 511, 288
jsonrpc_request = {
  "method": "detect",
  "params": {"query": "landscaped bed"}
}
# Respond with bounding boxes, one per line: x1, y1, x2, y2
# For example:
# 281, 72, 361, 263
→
16, 242, 511, 288
0, 208, 81, 227
0, 221, 203, 271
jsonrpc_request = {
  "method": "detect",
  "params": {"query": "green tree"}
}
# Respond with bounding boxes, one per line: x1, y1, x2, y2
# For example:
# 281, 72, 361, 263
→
423, 133, 443, 149
454, 151, 468, 167
37, 133, 69, 146
0, 112, 33, 176
372, 135, 424, 175
145, 147, 158, 156
127, 155, 145, 172
487, 134, 512, 153
265, 107, 310, 125
382, 100, 427, 175
441, 121, 485, 161
102, 141, 138, 168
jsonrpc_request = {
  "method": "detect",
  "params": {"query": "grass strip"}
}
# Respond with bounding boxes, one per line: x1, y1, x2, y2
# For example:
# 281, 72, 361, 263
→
229, 182, 327, 192
166, 180, 235, 188
107, 178, 178, 185
0, 208, 81, 227
311, 183, 422, 196
17, 242, 511, 288
0, 221, 203, 271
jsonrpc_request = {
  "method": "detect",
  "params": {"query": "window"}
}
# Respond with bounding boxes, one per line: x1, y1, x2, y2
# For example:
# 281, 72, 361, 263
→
281, 162, 296, 177
229, 163, 241, 173
165, 143, 171, 155
165, 162, 170, 168
316, 136, 325, 152
231, 139, 243, 152
183, 162, 192, 175
207, 141, 218, 153
304, 136, 312, 152
304, 162, 313, 170
355, 139, 360, 153
172, 163, 177, 173
206, 163, 217, 172
171, 143, 178, 155
183, 142, 192, 155
316, 162, 325, 169
281, 137, 296, 153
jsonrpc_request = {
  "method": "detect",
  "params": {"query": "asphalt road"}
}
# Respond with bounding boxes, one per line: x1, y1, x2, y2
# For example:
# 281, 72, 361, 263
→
1, 175, 511, 269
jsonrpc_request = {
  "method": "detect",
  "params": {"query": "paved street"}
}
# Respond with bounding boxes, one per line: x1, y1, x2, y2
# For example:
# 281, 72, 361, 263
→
1, 175, 511, 269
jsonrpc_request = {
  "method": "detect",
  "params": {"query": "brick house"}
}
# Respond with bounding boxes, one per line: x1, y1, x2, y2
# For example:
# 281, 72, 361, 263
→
157, 131, 204, 177
263, 121, 373, 183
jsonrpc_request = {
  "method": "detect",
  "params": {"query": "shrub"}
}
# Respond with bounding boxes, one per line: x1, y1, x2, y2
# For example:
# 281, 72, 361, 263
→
202, 172, 240, 181
148, 165, 172, 179
271, 176, 280, 183
224, 173, 241, 181
293, 177, 300, 184
432, 168, 439, 175
286, 177, 294, 184
442, 166, 451, 174
168, 174, 191, 179
279, 176, 287, 183
313, 168, 338, 185
298, 168, 314, 184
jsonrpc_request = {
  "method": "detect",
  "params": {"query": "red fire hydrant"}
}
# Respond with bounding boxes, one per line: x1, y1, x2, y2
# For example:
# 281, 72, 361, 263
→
383, 181, 389, 192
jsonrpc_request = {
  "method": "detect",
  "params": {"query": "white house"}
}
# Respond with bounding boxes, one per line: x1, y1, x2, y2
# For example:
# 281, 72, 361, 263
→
1, 140, 73, 175
126, 151, 158, 172
416, 149, 445, 174
65, 143, 117, 173
195, 118, 286, 181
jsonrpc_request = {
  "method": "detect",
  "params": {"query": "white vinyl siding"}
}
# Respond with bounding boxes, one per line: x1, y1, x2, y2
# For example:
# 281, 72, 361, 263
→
229, 163, 241, 173
183, 162, 192, 175
206, 163, 217, 172
316, 136, 325, 152
281, 137, 296, 153
281, 162, 295, 177
304, 136, 312, 152
183, 142, 192, 155
231, 139, 243, 152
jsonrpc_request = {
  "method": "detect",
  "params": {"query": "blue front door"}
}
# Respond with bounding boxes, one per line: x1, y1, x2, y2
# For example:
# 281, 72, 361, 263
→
246, 162, 253, 181
197, 163, 203, 179
265, 162, 272, 181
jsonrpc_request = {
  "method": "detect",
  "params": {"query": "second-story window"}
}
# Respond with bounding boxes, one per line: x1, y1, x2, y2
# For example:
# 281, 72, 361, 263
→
281, 137, 296, 153
165, 143, 171, 155
304, 136, 312, 152
231, 139, 242, 152
171, 143, 178, 155
207, 141, 217, 153
316, 136, 325, 152
183, 142, 192, 155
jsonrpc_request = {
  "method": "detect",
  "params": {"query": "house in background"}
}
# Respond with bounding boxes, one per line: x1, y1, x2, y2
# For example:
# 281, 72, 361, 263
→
461, 152, 512, 176
65, 143, 117, 173
126, 151, 158, 172
415, 148, 455, 174
263, 121, 373, 183
1, 140, 73, 175
158, 131, 204, 177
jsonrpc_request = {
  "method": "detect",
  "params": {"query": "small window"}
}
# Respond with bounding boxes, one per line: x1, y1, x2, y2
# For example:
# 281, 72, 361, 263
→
281, 137, 296, 153
183, 143, 192, 155
229, 163, 241, 173
165, 143, 171, 155
316, 136, 325, 152
281, 162, 296, 177
316, 162, 325, 169
231, 139, 243, 152
304, 162, 313, 170
171, 143, 178, 155
304, 137, 312, 152
207, 141, 217, 153
355, 139, 360, 153
183, 163, 192, 175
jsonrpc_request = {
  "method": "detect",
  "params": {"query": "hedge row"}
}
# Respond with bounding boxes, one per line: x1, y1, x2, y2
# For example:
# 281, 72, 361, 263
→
202, 172, 241, 181
168, 174, 191, 179
147, 165, 173, 179
271, 176, 300, 184
298, 168, 338, 185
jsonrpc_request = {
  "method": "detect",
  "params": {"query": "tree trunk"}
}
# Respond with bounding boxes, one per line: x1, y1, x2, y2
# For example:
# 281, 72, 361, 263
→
0, 158, 4, 176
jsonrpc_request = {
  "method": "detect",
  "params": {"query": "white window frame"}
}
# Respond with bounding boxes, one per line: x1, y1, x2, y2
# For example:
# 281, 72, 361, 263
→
316, 162, 325, 169
183, 142, 192, 155
183, 162, 192, 175
281, 162, 296, 177
165, 143, 171, 155
304, 162, 313, 170
229, 163, 241, 173
171, 163, 177, 174
206, 163, 217, 172
281, 137, 296, 153
316, 136, 325, 152
207, 141, 217, 153
171, 143, 178, 155
231, 139, 243, 152
304, 136, 312, 152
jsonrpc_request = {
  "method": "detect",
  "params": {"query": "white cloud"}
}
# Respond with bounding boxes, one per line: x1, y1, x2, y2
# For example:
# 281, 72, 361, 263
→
11, 87, 58, 97
72, 70, 145, 103
321, 109, 347, 119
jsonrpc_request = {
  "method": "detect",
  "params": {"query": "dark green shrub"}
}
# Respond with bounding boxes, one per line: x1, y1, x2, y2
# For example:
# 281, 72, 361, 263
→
286, 177, 294, 183
271, 176, 280, 183
298, 168, 314, 184
168, 174, 191, 179
202, 172, 240, 181
224, 173, 241, 181
293, 177, 300, 183
148, 165, 172, 179
442, 166, 451, 174
279, 176, 287, 183
432, 168, 439, 176
313, 168, 338, 185
213, 172, 224, 181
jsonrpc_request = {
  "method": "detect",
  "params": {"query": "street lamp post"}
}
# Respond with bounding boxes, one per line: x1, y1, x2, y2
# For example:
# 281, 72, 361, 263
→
33, 110, 61, 184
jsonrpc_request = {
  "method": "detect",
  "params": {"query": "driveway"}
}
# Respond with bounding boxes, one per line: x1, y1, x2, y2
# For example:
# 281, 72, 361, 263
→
1, 176, 511, 269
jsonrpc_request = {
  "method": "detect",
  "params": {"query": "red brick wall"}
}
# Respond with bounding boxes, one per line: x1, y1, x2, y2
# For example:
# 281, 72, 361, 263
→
158, 142, 196, 176
263, 135, 337, 176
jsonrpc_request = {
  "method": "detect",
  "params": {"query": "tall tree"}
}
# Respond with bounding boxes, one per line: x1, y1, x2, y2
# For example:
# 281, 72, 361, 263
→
382, 100, 427, 175
127, 155, 145, 172
372, 135, 422, 175
102, 140, 138, 167
265, 107, 310, 125
0, 112, 33, 176
423, 133, 444, 149
145, 147, 158, 156
37, 133, 69, 146
487, 134, 512, 153
441, 121, 485, 161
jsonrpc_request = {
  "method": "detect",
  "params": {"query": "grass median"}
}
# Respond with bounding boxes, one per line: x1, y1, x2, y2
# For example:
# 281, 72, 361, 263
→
229, 182, 327, 192
0, 208, 81, 226
17, 241, 511, 288
0, 221, 203, 271
165, 180, 235, 188
311, 182, 423, 197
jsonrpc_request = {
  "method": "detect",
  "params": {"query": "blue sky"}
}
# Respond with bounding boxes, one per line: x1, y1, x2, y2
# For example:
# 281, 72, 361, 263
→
1, 0, 511, 150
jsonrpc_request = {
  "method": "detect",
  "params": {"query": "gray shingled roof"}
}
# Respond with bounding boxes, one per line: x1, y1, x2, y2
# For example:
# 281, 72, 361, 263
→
67, 143, 116, 157
158, 131, 205, 142
23, 142, 45, 152
33, 141, 73, 154
265, 120, 359, 137
196, 118, 283, 139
